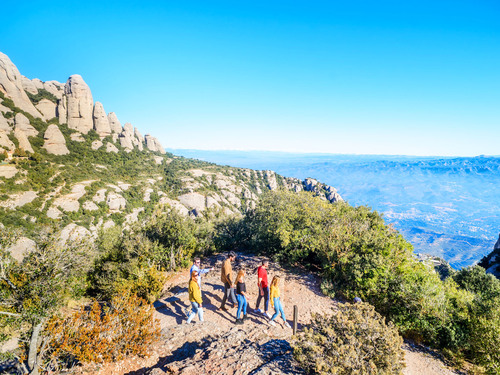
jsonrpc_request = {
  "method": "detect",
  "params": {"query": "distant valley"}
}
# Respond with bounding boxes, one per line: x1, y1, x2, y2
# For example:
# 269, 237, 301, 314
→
170, 150, 500, 268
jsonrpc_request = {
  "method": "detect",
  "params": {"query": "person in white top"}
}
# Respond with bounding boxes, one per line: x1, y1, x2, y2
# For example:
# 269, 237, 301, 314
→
189, 257, 214, 289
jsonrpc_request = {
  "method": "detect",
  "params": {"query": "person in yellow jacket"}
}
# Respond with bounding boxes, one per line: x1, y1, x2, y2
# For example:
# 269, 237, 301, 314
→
268, 276, 291, 328
186, 270, 204, 323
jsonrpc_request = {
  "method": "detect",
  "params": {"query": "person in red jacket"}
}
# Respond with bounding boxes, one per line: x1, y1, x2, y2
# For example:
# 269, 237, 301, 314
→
254, 259, 271, 318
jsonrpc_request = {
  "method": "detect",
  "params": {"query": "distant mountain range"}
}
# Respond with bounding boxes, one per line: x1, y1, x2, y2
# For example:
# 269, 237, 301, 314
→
169, 150, 500, 269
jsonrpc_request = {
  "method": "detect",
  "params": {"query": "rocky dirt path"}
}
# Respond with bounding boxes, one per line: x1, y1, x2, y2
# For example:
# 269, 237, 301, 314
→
78, 253, 459, 375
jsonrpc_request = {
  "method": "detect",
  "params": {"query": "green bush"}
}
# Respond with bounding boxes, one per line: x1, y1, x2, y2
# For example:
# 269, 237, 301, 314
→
26, 88, 59, 105
293, 302, 405, 374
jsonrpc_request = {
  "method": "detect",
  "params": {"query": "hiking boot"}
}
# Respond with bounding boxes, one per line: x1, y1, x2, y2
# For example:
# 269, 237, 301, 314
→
219, 306, 228, 311
269, 320, 276, 327
235, 318, 244, 325
255, 308, 263, 313
264, 311, 272, 319
243, 314, 249, 321
284, 321, 291, 328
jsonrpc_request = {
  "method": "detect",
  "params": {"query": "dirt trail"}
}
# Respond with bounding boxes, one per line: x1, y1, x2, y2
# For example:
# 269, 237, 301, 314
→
78, 254, 459, 375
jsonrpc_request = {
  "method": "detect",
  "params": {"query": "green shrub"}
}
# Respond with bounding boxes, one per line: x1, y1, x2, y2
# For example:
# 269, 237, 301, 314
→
26, 88, 59, 105
293, 302, 405, 374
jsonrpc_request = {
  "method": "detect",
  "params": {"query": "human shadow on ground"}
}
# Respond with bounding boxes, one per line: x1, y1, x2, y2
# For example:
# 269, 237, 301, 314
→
153, 298, 189, 324
124, 337, 215, 375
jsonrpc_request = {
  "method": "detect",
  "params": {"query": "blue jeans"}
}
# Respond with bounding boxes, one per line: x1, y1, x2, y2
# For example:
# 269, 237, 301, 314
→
255, 286, 270, 312
270, 297, 286, 322
237, 294, 247, 319
220, 282, 237, 308
187, 301, 204, 323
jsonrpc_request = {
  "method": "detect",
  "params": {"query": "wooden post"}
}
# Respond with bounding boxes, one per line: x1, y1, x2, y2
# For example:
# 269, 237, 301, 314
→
293, 305, 298, 335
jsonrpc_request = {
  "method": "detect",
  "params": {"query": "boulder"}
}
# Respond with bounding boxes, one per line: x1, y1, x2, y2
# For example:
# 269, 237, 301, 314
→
0, 52, 42, 118
93, 102, 112, 137
43, 124, 69, 155
14, 113, 37, 137
106, 142, 118, 153
64, 74, 94, 133
35, 98, 57, 120
107, 112, 122, 133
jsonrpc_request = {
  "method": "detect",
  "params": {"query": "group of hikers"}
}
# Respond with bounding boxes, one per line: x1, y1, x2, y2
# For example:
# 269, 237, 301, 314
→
186, 251, 291, 328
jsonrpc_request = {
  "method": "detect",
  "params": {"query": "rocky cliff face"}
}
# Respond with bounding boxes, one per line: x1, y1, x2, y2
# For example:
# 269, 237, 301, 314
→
479, 234, 500, 278
0, 51, 164, 156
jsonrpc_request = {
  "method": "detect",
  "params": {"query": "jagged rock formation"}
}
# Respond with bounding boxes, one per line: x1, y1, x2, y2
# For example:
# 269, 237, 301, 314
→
145, 134, 165, 153
43, 124, 69, 155
65, 74, 94, 134
93, 101, 112, 137
1, 51, 165, 156
108, 112, 122, 133
0, 52, 41, 118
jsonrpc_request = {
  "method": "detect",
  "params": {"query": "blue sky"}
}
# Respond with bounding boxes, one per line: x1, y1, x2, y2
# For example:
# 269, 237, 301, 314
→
1, 0, 499, 156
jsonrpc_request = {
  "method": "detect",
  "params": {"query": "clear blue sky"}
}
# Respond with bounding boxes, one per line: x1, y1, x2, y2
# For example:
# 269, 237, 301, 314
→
2, 0, 499, 156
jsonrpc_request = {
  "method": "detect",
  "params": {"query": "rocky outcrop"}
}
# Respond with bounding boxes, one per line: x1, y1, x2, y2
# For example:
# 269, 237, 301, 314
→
106, 142, 118, 153
64, 74, 93, 134
36, 98, 57, 120
178, 192, 206, 214
480, 234, 500, 278
0, 132, 15, 151
57, 223, 93, 247
91, 140, 103, 150
21, 75, 38, 94
43, 124, 69, 155
93, 102, 112, 137
0, 52, 41, 118
0, 191, 37, 209
106, 192, 126, 211
14, 113, 37, 137
145, 134, 165, 153
0, 165, 17, 178
0, 112, 10, 132
7, 237, 36, 262
108, 112, 122, 133
14, 126, 34, 153
134, 127, 144, 143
